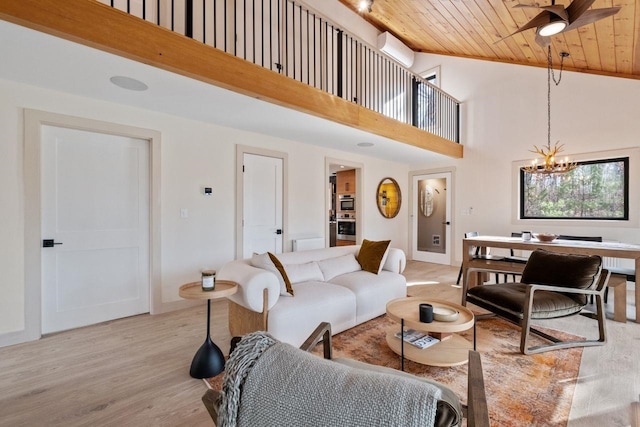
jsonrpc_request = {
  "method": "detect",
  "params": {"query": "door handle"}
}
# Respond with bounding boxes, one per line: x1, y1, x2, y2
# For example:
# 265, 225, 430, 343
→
275, 229, 282, 235
442, 221, 451, 225
43, 239, 63, 248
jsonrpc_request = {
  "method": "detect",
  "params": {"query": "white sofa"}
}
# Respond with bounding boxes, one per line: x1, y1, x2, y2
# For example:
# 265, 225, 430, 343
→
218, 245, 407, 346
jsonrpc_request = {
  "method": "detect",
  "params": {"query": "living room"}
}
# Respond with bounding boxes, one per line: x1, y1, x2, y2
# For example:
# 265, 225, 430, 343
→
1, 0, 639, 425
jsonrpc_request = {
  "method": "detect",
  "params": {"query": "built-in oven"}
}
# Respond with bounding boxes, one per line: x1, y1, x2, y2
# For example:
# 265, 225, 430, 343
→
339, 194, 355, 211
337, 217, 356, 241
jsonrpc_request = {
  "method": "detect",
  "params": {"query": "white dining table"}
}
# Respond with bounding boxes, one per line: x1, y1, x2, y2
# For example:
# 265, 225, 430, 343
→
462, 235, 640, 323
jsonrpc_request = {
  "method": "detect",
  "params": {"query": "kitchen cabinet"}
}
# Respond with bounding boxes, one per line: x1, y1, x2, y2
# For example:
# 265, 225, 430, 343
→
336, 169, 356, 194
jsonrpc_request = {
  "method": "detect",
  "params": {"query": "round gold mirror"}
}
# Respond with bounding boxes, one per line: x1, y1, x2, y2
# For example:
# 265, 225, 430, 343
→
376, 177, 401, 218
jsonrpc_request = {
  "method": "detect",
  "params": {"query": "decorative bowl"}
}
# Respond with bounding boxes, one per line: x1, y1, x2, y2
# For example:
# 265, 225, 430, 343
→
433, 307, 459, 322
535, 233, 558, 242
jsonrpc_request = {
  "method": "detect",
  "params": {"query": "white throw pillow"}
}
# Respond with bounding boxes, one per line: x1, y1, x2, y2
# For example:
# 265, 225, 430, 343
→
251, 253, 293, 296
317, 253, 362, 281
284, 261, 324, 284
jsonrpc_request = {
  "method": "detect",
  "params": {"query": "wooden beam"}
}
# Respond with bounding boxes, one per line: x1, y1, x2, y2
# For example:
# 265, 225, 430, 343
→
0, 0, 463, 159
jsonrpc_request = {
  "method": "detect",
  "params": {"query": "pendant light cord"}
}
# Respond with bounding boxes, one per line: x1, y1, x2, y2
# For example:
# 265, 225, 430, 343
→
547, 46, 567, 148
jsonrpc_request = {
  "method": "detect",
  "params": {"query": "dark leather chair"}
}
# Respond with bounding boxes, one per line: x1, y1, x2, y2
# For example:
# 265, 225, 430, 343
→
463, 249, 610, 355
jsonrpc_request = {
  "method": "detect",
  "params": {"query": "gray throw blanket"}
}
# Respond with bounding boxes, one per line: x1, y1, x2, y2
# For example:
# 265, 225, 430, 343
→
218, 331, 442, 427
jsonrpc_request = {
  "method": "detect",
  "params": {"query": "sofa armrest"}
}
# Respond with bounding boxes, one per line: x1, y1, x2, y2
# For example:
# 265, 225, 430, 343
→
382, 248, 406, 274
218, 260, 281, 312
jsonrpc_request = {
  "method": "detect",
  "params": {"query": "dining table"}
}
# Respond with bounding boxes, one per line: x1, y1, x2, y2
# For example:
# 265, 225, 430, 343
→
462, 235, 640, 323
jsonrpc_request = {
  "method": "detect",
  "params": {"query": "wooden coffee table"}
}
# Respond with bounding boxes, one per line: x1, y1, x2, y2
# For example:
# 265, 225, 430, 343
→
386, 297, 475, 368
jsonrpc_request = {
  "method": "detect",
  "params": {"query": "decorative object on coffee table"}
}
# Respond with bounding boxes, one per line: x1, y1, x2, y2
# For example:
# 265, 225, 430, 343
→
386, 297, 474, 368
179, 280, 237, 378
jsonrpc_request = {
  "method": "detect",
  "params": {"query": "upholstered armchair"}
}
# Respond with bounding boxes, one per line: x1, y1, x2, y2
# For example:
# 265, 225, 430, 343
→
203, 322, 490, 427
463, 248, 610, 355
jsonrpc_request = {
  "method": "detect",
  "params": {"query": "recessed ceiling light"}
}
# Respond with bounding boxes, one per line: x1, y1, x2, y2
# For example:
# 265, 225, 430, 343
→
357, 142, 374, 147
110, 75, 148, 91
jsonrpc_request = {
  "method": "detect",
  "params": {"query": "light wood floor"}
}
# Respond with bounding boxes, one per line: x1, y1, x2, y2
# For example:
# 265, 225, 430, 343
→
0, 261, 637, 426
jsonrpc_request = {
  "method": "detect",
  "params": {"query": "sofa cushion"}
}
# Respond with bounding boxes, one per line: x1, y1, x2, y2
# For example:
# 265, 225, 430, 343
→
317, 253, 362, 281
251, 253, 293, 296
330, 270, 407, 324
284, 261, 324, 284
268, 282, 357, 346
357, 239, 391, 274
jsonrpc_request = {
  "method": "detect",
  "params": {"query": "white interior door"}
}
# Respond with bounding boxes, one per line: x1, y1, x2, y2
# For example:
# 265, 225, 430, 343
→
41, 125, 150, 334
242, 153, 283, 258
412, 172, 452, 264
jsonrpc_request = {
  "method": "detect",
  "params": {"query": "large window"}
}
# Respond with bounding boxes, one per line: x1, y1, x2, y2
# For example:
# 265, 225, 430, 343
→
520, 157, 629, 220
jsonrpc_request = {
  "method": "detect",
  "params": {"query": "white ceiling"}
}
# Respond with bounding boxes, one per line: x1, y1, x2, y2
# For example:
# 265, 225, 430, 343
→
0, 19, 452, 165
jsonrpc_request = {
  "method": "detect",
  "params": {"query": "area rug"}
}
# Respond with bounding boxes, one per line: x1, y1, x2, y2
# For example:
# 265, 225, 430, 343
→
314, 315, 583, 427
206, 315, 583, 426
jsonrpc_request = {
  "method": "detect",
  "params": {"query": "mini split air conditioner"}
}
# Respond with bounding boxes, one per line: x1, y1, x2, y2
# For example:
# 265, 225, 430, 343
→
377, 32, 415, 68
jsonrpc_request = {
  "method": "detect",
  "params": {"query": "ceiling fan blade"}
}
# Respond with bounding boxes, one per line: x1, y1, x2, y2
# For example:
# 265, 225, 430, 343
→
495, 11, 553, 44
566, 0, 597, 22
539, 5, 569, 21
535, 33, 552, 47
564, 7, 621, 30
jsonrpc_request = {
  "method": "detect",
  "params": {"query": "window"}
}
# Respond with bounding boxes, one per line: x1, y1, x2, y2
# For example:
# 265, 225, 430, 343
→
412, 74, 438, 131
520, 157, 629, 220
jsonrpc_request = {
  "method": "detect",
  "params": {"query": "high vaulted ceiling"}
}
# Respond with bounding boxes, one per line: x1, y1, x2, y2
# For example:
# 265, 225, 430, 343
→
338, 0, 640, 80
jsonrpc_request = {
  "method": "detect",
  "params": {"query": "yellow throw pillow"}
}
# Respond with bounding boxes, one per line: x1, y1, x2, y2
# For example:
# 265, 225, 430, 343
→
268, 252, 294, 296
357, 239, 391, 274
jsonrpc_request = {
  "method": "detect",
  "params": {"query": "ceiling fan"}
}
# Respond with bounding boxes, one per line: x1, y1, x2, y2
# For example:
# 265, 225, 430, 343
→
498, 0, 621, 47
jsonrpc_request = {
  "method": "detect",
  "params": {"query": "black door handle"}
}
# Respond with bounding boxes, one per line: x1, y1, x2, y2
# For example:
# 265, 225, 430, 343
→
443, 221, 451, 225
275, 229, 282, 235
43, 239, 63, 248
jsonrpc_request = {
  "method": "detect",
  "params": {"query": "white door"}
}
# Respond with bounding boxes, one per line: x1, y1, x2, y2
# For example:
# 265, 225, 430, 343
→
412, 172, 452, 264
242, 153, 283, 258
41, 125, 150, 334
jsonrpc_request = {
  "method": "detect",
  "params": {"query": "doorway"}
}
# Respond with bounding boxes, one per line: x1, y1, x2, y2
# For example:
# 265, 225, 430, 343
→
236, 146, 287, 258
411, 171, 453, 265
22, 109, 161, 344
326, 158, 363, 247
40, 125, 150, 333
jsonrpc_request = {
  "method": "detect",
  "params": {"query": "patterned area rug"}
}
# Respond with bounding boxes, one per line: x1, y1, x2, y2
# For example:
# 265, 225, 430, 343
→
314, 315, 583, 427
207, 315, 583, 426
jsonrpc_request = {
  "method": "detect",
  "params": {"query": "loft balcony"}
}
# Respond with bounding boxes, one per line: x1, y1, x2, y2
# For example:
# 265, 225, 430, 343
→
0, 0, 463, 159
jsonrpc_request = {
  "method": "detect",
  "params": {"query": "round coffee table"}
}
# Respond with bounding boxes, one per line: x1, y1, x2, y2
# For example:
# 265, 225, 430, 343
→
386, 297, 474, 368
179, 280, 238, 378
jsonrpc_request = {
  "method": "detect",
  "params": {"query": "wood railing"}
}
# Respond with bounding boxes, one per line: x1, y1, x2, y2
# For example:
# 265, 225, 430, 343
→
100, 0, 461, 143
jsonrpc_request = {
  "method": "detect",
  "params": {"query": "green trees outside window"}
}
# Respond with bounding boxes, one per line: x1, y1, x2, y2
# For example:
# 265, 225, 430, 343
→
520, 157, 629, 220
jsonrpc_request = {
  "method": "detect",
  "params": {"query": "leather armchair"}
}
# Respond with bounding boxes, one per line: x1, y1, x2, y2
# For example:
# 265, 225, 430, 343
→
463, 249, 610, 355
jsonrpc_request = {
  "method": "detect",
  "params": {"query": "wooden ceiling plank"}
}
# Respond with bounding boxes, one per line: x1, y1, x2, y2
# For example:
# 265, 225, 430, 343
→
577, 25, 603, 70
612, 0, 635, 75
633, 0, 640, 74
561, 27, 589, 69
427, 0, 496, 57
458, 0, 529, 59
448, 0, 520, 60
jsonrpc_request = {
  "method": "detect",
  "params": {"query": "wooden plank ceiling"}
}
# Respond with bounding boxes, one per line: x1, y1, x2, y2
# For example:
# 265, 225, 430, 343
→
337, 0, 640, 80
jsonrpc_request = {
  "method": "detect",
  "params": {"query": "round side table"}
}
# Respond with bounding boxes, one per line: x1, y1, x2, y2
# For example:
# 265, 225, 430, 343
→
179, 280, 238, 379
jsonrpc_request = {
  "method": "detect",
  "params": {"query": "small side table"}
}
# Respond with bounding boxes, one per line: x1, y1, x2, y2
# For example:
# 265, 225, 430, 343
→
179, 280, 238, 379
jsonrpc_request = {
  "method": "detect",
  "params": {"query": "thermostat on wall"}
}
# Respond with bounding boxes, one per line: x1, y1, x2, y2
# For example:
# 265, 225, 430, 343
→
203, 187, 213, 196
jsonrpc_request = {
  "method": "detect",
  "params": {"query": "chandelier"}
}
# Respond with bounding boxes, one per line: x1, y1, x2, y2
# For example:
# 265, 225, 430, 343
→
521, 47, 577, 175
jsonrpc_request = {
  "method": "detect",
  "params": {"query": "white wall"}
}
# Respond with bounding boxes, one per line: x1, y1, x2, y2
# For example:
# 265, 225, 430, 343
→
411, 53, 640, 263
0, 77, 409, 344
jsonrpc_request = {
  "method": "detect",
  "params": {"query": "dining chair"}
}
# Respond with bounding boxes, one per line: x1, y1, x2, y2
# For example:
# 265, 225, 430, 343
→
456, 231, 504, 285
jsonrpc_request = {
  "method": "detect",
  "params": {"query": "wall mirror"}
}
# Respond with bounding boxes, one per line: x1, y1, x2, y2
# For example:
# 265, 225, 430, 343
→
376, 177, 401, 218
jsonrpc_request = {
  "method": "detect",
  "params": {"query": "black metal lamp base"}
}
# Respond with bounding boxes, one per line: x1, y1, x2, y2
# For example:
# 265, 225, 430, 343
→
189, 337, 225, 379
